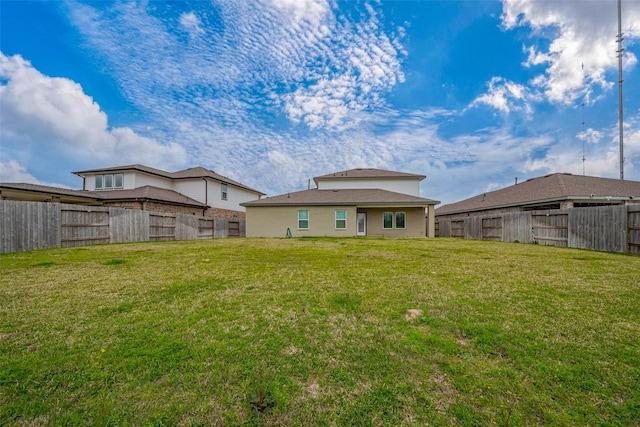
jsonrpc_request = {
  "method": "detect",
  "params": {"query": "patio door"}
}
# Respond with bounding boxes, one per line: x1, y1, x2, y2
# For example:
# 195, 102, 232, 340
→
357, 213, 367, 236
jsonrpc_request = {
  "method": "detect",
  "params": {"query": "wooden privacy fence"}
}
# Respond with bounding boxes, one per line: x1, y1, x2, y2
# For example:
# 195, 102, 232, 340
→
436, 205, 640, 254
0, 200, 244, 254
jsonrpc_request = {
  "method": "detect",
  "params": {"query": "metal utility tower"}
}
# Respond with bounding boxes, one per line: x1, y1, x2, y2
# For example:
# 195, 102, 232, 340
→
617, 0, 624, 179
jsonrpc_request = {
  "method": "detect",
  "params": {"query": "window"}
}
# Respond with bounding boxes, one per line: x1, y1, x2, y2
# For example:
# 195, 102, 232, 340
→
298, 210, 309, 229
383, 212, 393, 229
104, 174, 113, 189
94, 173, 123, 190
335, 210, 347, 229
221, 183, 228, 200
114, 173, 123, 189
395, 212, 406, 229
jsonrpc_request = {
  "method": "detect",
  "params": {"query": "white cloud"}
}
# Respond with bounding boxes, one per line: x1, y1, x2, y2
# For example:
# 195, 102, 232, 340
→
179, 12, 204, 36
502, 0, 640, 105
470, 77, 534, 114
0, 53, 187, 173
67, 0, 405, 132
577, 128, 603, 144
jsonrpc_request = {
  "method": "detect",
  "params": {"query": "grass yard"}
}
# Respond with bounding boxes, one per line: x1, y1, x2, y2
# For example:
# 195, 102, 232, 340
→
1, 238, 639, 426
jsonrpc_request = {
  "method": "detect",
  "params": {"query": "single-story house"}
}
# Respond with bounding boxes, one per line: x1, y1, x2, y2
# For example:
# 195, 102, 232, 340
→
241, 168, 440, 238
435, 172, 640, 220
0, 164, 264, 219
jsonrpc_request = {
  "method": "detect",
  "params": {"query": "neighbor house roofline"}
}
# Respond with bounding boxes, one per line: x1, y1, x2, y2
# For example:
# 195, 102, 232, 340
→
242, 188, 439, 207
436, 173, 640, 216
73, 164, 265, 195
313, 168, 426, 186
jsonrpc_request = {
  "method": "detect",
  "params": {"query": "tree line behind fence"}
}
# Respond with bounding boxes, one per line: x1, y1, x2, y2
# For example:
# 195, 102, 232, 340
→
0, 200, 245, 254
436, 205, 640, 254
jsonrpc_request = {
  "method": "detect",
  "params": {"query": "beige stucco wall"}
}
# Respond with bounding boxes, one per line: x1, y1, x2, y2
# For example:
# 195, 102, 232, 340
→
246, 205, 427, 238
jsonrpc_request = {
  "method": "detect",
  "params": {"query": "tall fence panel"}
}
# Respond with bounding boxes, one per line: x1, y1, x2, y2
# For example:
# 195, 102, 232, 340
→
149, 213, 176, 241
502, 211, 532, 243
1, 201, 246, 254
481, 217, 502, 241
0, 200, 61, 253
569, 206, 627, 252
531, 211, 568, 247
176, 215, 200, 241
61, 205, 110, 248
435, 205, 640, 254
198, 218, 215, 239
110, 208, 149, 243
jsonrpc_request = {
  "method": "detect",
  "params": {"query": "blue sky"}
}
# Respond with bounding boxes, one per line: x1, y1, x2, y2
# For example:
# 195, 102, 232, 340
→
1, 0, 639, 205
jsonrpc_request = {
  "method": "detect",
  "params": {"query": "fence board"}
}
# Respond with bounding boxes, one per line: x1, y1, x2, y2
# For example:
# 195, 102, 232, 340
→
198, 218, 214, 239
531, 211, 568, 247
482, 217, 502, 241
569, 206, 627, 252
627, 206, 640, 254
176, 214, 200, 241
61, 206, 110, 247
0, 200, 61, 253
149, 213, 176, 241
110, 208, 149, 243
501, 211, 532, 243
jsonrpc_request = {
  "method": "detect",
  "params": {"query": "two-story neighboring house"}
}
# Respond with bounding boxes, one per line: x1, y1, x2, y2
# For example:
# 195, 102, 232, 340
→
241, 168, 440, 238
72, 164, 264, 219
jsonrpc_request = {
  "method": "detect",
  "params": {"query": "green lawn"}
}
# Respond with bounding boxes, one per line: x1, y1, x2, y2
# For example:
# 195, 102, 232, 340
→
1, 238, 639, 426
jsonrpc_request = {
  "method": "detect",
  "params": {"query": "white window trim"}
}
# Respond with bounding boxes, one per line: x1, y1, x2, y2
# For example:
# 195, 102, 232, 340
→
221, 183, 228, 201
335, 210, 347, 230
298, 210, 309, 230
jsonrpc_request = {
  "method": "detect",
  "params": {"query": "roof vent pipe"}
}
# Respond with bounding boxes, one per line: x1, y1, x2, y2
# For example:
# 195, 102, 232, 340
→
515, 177, 518, 185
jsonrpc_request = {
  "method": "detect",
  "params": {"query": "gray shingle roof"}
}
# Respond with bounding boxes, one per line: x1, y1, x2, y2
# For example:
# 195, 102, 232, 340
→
0, 183, 206, 207
314, 168, 426, 181
242, 188, 439, 207
73, 164, 264, 195
436, 173, 640, 215
96, 186, 207, 207
0, 183, 95, 198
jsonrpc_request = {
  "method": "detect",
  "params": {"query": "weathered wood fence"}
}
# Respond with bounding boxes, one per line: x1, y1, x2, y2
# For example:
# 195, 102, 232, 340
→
0, 200, 245, 254
436, 205, 640, 254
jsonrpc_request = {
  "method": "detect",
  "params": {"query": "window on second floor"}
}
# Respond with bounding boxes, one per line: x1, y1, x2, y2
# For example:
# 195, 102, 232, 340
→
94, 173, 123, 190
221, 183, 228, 200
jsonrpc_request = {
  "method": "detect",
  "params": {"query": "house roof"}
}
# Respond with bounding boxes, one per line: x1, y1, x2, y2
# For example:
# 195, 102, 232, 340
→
313, 168, 426, 184
0, 183, 206, 208
0, 182, 100, 204
170, 167, 264, 194
436, 173, 640, 215
96, 186, 207, 207
241, 188, 439, 207
73, 164, 264, 195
